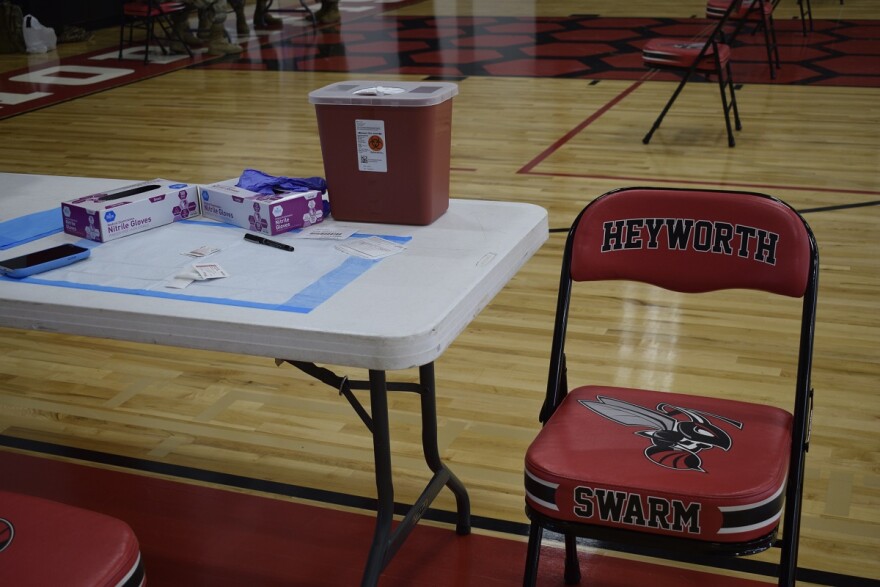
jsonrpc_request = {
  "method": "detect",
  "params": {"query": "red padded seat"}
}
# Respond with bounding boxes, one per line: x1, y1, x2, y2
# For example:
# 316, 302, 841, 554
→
525, 385, 791, 544
642, 39, 731, 73
0, 491, 145, 587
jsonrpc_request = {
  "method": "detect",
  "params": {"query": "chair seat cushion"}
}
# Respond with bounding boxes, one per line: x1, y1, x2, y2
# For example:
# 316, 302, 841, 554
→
525, 385, 791, 543
643, 38, 731, 72
0, 491, 144, 587
123, 2, 186, 17
707, 0, 773, 19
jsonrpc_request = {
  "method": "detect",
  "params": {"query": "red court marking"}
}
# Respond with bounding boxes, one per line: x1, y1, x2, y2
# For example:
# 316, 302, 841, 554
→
516, 79, 880, 198
517, 80, 644, 175
524, 170, 880, 197
0, 50, 222, 121
0, 448, 771, 586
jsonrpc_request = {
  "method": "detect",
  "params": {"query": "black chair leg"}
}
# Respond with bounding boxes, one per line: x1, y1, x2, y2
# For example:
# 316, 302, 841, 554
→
727, 62, 741, 131
118, 20, 125, 60
143, 16, 153, 65
761, 12, 779, 79
770, 17, 781, 72
523, 522, 543, 587
564, 532, 581, 584
719, 79, 735, 147
715, 57, 739, 147
643, 73, 692, 144
799, 0, 813, 35
779, 475, 805, 586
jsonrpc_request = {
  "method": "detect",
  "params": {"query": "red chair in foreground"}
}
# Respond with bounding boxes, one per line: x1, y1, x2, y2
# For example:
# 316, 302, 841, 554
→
523, 187, 819, 586
642, 0, 750, 147
119, 0, 193, 65
0, 490, 145, 586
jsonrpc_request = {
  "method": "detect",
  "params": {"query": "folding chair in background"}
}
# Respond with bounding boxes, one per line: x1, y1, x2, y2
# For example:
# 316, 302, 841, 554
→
523, 187, 819, 587
642, 0, 747, 147
707, 0, 780, 79
777, 0, 815, 35
119, 0, 193, 65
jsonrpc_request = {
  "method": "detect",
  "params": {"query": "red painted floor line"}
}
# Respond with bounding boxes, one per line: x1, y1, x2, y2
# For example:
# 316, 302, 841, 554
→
517, 80, 645, 175
524, 170, 880, 198
514, 75, 880, 199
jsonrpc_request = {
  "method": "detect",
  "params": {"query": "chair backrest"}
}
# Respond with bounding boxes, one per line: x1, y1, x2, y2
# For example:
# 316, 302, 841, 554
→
567, 187, 814, 296
543, 187, 818, 421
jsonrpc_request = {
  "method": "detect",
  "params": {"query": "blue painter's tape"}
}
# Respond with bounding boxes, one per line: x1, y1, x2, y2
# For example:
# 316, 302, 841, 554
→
0, 209, 413, 313
0, 209, 62, 249
3, 275, 314, 313
351, 233, 410, 244
280, 256, 379, 311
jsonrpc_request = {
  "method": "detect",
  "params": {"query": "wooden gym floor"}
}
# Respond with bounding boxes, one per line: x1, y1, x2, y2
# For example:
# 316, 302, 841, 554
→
0, 1, 877, 585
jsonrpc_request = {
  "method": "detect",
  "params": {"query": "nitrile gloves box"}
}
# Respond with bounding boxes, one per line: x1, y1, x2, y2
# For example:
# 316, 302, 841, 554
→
199, 180, 325, 235
61, 179, 199, 242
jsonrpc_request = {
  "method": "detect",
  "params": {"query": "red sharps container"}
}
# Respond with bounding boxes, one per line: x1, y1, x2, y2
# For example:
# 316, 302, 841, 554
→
308, 81, 458, 225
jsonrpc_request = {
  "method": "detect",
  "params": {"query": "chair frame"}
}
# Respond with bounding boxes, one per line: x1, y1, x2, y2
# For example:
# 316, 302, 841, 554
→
524, 187, 819, 587
776, 0, 814, 35
118, 0, 193, 65
711, 0, 781, 79
642, 0, 758, 147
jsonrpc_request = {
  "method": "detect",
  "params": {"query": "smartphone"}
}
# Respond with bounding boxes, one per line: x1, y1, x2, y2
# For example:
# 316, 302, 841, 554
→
0, 244, 91, 279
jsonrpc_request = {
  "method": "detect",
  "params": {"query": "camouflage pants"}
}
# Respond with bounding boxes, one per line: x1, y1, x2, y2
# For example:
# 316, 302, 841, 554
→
181, 0, 230, 24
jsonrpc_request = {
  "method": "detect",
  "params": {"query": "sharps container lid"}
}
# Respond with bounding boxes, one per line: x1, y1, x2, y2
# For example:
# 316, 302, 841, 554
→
308, 80, 458, 107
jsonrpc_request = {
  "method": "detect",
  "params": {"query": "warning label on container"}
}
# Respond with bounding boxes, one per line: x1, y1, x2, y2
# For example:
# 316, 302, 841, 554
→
355, 119, 387, 173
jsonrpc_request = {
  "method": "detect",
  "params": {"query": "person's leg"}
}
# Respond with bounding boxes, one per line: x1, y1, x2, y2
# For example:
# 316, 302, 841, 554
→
229, 0, 249, 35
313, 0, 340, 24
253, 0, 283, 30
197, 8, 212, 40
170, 3, 203, 52
196, 0, 242, 55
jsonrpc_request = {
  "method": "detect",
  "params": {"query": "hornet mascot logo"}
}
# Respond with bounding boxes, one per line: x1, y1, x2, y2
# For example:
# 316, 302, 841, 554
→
579, 396, 743, 472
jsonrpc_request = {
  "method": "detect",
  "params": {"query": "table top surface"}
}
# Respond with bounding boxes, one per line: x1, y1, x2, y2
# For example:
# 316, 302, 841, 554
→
0, 173, 548, 370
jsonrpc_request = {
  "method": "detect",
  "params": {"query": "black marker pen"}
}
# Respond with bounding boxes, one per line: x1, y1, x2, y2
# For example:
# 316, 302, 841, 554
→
244, 233, 295, 252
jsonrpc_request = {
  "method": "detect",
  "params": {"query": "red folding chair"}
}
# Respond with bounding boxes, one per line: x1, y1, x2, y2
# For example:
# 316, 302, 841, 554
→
642, 0, 748, 147
118, 0, 193, 65
523, 187, 819, 587
708, 0, 780, 79
0, 490, 146, 586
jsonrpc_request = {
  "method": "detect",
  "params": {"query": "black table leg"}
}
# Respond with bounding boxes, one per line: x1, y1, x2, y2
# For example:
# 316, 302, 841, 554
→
361, 369, 394, 587
359, 365, 471, 586
280, 360, 470, 586
418, 363, 471, 536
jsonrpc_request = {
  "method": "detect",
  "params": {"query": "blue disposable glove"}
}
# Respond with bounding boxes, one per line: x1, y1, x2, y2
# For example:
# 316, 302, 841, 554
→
237, 169, 327, 195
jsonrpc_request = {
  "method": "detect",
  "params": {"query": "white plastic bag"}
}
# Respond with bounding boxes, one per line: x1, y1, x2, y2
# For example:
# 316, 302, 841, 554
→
23, 14, 57, 53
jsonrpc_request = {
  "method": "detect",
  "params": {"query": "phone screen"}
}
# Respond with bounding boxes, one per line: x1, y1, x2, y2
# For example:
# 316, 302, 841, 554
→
0, 244, 89, 270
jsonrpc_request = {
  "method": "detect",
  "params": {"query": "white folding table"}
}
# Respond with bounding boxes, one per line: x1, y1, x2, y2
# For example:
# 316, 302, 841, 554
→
0, 173, 548, 586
